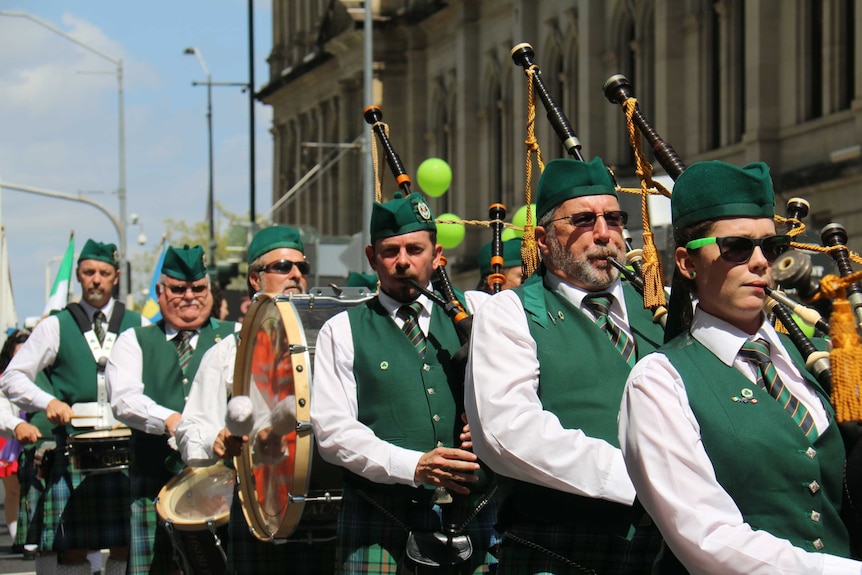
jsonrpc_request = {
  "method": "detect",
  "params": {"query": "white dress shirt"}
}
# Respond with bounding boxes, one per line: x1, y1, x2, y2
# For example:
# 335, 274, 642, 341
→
464, 275, 636, 505
106, 321, 239, 436
619, 307, 861, 574
2, 298, 146, 412
311, 287, 488, 487
174, 334, 237, 467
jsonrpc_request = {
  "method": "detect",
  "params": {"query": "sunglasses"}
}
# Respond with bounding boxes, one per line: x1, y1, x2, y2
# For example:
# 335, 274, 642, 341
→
547, 210, 628, 229
257, 260, 310, 275
163, 283, 208, 295
685, 235, 791, 264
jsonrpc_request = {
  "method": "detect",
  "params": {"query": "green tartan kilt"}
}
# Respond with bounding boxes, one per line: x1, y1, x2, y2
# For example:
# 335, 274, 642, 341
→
336, 484, 499, 575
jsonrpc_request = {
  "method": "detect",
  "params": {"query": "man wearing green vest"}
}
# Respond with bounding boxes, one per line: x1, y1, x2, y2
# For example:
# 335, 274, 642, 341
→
465, 157, 666, 574
2, 239, 146, 575
106, 244, 237, 575
175, 225, 337, 573
475, 237, 524, 293
312, 191, 498, 573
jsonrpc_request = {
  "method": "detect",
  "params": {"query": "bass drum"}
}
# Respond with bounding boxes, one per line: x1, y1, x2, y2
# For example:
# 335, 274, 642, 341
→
233, 287, 374, 542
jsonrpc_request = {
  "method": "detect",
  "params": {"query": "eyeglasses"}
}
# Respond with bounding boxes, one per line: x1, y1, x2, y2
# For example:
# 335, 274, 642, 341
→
685, 235, 791, 264
546, 210, 628, 229
257, 260, 310, 276
163, 283, 208, 295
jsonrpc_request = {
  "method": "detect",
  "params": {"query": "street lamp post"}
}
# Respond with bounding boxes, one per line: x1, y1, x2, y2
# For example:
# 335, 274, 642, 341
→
0, 11, 129, 297
183, 47, 216, 269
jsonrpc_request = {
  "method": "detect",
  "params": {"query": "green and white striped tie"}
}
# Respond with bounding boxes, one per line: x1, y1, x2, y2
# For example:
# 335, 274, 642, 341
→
583, 293, 636, 367
739, 338, 818, 439
398, 302, 426, 357
174, 330, 195, 376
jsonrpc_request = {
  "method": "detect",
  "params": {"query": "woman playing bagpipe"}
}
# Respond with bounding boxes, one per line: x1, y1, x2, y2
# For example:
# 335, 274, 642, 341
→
618, 160, 862, 574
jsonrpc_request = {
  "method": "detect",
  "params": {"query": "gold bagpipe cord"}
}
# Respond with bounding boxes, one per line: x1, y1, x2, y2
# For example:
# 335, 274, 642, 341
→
519, 67, 543, 278
621, 98, 669, 308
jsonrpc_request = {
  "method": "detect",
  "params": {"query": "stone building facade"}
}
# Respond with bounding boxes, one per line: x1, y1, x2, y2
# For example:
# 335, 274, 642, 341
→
258, 0, 860, 284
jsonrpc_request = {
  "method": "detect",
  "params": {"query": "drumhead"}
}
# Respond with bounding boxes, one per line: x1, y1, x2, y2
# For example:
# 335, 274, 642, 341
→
155, 462, 236, 529
71, 427, 132, 440
234, 289, 372, 541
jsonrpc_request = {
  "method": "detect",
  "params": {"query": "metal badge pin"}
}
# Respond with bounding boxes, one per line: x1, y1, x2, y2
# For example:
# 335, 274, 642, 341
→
731, 388, 759, 404
379, 361, 389, 371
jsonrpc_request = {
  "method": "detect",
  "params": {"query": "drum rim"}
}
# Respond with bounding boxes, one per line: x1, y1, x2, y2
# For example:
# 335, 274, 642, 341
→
233, 295, 313, 541
155, 461, 236, 530
69, 427, 132, 440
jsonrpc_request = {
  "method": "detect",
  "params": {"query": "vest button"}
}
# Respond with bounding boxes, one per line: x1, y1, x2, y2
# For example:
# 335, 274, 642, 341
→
427, 388, 435, 395
422, 364, 430, 372
805, 447, 817, 459
183, 377, 189, 385
432, 414, 440, 422
812, 538, 824, 551
810, 510, 821, 522
808, 480, 821, 494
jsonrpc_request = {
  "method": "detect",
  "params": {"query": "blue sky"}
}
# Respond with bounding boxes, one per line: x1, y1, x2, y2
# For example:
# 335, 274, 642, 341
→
0, 0, 273, 321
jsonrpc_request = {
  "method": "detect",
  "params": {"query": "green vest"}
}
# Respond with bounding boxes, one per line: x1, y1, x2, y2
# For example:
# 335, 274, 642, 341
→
507, 271, 664, 530
50, 306, 142, 405
129, 318, 235, 497
347, 296, 486, 497
663, 332, 851, 557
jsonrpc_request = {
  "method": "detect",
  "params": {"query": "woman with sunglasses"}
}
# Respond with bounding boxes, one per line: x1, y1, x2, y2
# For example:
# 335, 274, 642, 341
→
618, 160, 861, 574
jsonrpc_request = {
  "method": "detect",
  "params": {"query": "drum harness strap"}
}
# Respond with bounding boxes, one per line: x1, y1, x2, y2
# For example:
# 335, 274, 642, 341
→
66, 302, 125, 426
356, 483, 497, 568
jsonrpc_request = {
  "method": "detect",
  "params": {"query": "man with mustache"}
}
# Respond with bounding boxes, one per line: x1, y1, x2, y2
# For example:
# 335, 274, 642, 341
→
174, 225, 333, 573
464, 158, 666, 574
2, 239, 146, 575
312, 192, 498, 573
106, 244, 237, 575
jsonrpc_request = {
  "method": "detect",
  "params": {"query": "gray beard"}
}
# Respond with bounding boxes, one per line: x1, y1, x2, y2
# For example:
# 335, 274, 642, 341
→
546, 234, 623, 291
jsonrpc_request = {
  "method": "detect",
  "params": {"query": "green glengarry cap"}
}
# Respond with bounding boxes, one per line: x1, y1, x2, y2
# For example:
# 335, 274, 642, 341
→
78, 239, 119, 269
247, 226, 304, 265
478, 238, 523, 276
672, 161, 775, 232
536, 157, 618, 220
162, 244, 207, 282
370, 192, 436, 242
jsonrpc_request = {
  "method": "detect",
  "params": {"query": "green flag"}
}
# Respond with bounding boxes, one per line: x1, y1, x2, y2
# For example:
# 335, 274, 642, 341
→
43, 233, 75, 316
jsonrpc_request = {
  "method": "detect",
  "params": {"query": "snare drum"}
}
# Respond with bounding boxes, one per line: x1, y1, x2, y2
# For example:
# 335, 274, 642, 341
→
67, 427, 132, 473
233, 288, 372, 542
155, 462, 236, 575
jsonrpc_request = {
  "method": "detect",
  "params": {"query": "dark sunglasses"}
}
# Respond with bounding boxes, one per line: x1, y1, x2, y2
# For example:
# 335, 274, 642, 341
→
547, 210, 628, 229
257, 260, 310, 275
685, 235, 791, 264
163, 283, 208, 295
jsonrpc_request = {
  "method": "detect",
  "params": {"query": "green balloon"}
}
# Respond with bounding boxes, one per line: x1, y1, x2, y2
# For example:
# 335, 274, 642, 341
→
436, 212, 465, 249
793, 312, 816, 338
416, 158, 452, 198
511, 204, 537, 238
501, 228, 518, 242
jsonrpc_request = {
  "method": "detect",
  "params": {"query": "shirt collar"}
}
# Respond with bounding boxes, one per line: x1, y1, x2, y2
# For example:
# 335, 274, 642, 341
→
691, 308, 778, 366
546, 273, 628, 316
377, 285, 434, 320
77, 298, 115, 323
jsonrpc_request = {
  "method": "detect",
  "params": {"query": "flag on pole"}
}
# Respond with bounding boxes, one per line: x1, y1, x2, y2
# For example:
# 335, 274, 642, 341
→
0, 226, 18, 344
141, 236, 167, 322
43, 232, 75, 317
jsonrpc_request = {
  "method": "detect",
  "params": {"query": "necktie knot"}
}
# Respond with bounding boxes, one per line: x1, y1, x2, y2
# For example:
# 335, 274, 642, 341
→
739, 338, 771, 368
93, 311, 106, 346
583, 294, 613, 317
398, 301, 424, 320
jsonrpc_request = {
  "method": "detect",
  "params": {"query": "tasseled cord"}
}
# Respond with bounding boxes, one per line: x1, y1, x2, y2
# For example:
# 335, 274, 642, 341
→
520, 66, 544, 279
816, 272, 862, 423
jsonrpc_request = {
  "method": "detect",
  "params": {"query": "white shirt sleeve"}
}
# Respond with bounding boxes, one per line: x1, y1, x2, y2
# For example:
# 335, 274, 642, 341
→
175, 335, 236, 467
464, 289, 635, 504
619, 353, 862, 575
1, 316, 61, 411
310, 311, 424, 486
0, 392, 26, 438
106, 328, 177, 435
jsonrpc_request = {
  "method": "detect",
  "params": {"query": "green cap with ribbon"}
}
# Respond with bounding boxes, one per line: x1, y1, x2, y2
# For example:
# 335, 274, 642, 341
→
536, 157, 618, 220
671, 161, 775, 232
78, 239, 120, 269
162, 244, 207, 282
247, 226, 304, 265
370, 192, 437, 241
478, 238, 523, 276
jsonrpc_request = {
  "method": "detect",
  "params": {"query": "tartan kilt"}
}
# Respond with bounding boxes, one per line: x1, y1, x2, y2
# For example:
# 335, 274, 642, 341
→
227, 490, 338, 574
336, 484, 499, 575
55, 470, 130, 551
13, 447, 46, 548
496, 516, 663, 575
129, 496, 180, 575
